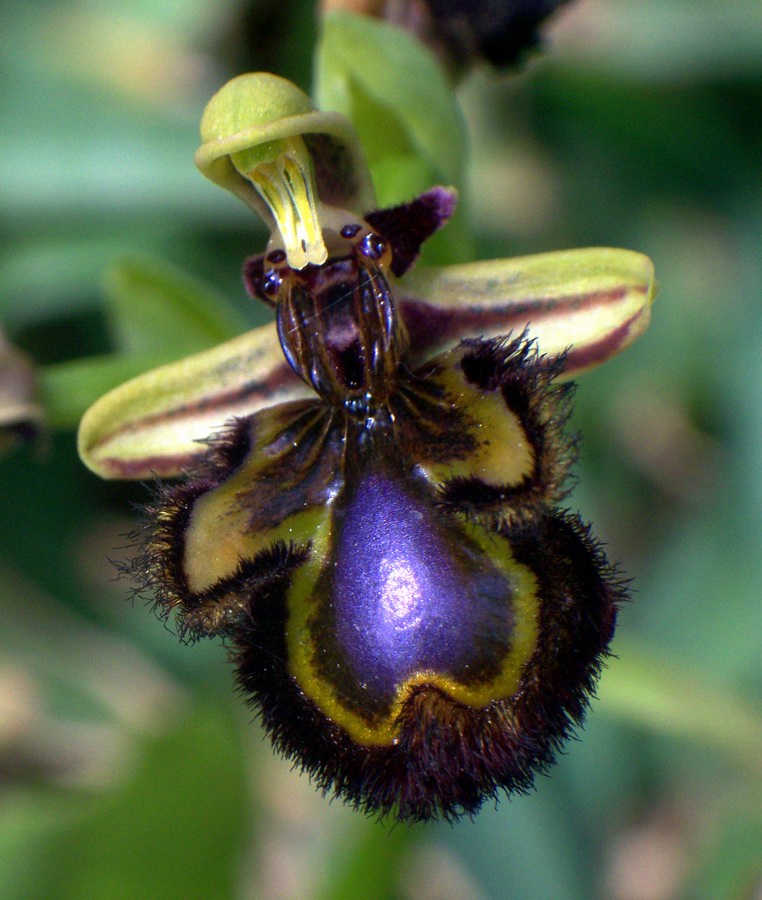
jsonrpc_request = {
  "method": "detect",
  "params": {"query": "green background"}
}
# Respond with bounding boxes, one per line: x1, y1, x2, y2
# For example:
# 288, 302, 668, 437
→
1, 1, 761, 897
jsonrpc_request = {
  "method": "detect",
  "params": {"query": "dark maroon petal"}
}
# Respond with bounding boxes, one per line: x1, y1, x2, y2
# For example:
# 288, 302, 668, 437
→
366, 186, 458, 276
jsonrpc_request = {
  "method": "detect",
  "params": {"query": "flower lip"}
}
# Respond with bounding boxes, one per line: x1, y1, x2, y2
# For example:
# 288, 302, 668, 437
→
152, 331, 627, 818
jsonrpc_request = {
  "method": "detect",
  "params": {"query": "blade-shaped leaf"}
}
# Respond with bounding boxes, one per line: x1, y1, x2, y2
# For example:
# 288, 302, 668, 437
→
315, 11, 466, 194
77, 322, 309, 480
598, 639, 762, 775
44, 258, 254, 432
104, 255, 248, 357
400, 247, 656, 377
41, 353, 171, 431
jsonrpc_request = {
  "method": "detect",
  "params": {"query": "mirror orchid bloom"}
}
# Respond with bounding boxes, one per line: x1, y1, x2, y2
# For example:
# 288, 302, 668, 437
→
78, 73, 655, 821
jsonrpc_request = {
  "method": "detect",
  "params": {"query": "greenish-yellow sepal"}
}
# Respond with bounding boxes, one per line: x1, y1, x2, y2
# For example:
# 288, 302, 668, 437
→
403, 247, 656, 376
77, 323, 310, 480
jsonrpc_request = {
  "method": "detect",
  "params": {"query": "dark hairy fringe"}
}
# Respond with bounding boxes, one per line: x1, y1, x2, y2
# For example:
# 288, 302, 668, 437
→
126, 470, 311, 641
119, 416, 259, 637
439, 333, 577, 522
230, 508, 626, 823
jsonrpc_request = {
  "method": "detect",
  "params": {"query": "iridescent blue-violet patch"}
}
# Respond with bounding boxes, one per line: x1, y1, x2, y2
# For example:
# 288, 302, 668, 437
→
331, 470, 517, 701
133, 188, 625, 822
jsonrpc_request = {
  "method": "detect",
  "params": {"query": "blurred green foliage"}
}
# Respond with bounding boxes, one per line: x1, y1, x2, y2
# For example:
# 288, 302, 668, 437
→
1, 1, 761, 898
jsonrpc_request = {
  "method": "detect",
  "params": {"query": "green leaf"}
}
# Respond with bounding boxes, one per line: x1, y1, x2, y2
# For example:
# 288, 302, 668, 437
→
682, 804, 762, 900
315, 819, 421, 900
315, 12, 466, 203
37, 703, 249, 900
598, 639, 762, 773
39, 258, 254, 432
40, 353, 171, 430
104, 256, 247, 357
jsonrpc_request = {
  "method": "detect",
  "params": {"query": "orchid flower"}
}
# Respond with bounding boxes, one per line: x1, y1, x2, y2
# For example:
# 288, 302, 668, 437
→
78, 73, 654, 822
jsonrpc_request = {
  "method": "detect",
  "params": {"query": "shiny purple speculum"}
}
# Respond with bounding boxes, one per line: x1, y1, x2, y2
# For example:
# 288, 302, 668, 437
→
329, 469, 515, 708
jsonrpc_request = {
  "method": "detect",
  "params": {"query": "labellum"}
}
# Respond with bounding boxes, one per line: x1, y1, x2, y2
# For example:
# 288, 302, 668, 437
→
78, 74, 654, 822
